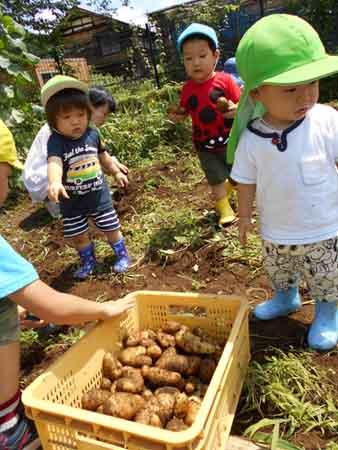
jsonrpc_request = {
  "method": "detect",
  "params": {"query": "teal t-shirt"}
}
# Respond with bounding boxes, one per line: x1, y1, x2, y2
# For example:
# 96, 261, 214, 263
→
0, 235, 38, 299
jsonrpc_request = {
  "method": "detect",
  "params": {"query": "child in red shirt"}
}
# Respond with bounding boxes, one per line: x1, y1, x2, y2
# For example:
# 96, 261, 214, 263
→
169, 23, 241, 225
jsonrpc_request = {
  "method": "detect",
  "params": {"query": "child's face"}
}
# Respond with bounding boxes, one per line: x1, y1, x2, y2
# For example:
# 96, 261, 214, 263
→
182, 39, 219, 84
252, 81, 319, 128
55, 107, 89, 139
91, 103, 109, 127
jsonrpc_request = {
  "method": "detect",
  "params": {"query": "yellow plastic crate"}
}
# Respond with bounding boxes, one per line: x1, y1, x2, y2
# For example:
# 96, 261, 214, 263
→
23, 290, 250, 450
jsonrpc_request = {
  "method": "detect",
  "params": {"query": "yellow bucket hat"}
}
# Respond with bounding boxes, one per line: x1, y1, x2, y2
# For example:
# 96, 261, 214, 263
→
0, 120, 22, 170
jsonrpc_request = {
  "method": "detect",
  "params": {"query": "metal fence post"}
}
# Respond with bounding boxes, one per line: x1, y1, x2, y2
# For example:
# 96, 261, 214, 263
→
146, 23, 161, 89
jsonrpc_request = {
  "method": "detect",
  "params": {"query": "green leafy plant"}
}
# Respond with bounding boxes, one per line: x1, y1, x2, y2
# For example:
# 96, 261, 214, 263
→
0, 7, 39, 122
239, 349, 338, 440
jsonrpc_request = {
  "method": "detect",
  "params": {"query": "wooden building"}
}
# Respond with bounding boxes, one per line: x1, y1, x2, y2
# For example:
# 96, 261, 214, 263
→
59, 7, 151, 77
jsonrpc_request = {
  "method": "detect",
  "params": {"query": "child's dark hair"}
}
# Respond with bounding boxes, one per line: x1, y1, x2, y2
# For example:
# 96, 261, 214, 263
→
181, 33, 217, 52
45, 88, 91, 130
89, 86, 116, 113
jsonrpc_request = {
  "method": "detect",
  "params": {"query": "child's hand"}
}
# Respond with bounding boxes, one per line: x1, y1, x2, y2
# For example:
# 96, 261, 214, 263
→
168, 105, 186, 123
114, 171, 128, 188
102, 296, 135, 319
238, 217, 254, 246
222, 100, 238, 119
48, 182, 69, 203
19, 307, 46, 329
115, 161, 129, 175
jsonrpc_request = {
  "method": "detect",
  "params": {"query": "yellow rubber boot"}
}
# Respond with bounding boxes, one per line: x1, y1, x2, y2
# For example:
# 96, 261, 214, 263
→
216, 195, 236, 225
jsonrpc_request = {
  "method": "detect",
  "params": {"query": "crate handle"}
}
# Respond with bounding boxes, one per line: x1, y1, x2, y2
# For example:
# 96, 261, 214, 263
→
36, 411, 67, 426
168, 304, 207, 317
36, 411, 95, 434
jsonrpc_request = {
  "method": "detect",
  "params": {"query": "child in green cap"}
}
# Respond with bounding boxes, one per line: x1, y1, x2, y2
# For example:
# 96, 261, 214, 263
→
229, 14, 338, 351
169, 23, 241, 226
42, 75, 130, 279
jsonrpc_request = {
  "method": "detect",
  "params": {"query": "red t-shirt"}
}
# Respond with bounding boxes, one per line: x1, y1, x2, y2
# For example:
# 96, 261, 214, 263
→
180, 72, 241, 152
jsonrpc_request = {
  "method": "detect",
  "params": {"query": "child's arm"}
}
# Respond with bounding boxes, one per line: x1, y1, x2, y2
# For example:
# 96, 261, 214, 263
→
112, 157, 129, 175
237, 183, 256, 246
220, 74, 242, 119
10, 279, 134, 324
18, 306, 46, 329
222, 100, 238, 119
99, 151, 128, 188
168, 105, 187, 123
47, 156, 69, 202
168, 83, 188, 123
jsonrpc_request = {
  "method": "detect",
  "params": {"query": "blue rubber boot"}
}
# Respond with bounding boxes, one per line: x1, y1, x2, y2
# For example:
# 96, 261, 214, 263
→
74, 243, 96, 279
110, 238, 130, 273
254, 287, 301, 320
308, 301, 338, 351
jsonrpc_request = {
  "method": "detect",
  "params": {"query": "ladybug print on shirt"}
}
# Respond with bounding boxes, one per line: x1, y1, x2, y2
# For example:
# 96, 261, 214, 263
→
180, 72, 241, 152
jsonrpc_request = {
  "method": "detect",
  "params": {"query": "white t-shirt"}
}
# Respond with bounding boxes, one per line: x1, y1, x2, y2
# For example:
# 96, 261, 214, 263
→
231, 104, 338, 245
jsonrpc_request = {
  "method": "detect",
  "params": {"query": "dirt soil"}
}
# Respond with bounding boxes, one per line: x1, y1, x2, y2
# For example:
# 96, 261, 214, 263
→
2, 161, 338, 450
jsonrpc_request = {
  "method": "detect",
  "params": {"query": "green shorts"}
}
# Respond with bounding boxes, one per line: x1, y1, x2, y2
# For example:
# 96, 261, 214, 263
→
197, 149, 230, 186
0, 298, 19, 346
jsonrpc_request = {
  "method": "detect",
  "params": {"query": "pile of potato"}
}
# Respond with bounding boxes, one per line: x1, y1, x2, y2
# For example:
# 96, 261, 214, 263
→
81, 321, 224, 431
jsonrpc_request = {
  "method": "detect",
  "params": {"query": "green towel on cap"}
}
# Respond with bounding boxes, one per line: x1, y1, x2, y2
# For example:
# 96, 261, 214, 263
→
227, 14, 338, 164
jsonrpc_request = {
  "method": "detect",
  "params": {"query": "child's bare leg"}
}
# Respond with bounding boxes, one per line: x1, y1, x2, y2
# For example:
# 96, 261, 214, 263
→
210, 182, 227, 201
211, 181, 236, 225
0, 341, 40, 448
105, 229, 123, 244
71, 231, 91, 250
0, 342, 19, 403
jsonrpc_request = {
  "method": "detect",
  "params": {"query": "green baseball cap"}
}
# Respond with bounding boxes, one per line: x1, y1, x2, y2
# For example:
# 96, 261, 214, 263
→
41, 75, 88, 107
227, 14, 338, 164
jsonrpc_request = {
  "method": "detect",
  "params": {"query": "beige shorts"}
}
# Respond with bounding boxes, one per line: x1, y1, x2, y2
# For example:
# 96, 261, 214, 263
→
262, 237, 338, 302
0, 298, 19, 345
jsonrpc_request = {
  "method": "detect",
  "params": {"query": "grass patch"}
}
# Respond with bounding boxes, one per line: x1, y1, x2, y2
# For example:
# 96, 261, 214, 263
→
219, 226, 262, 276
238, 349, 338, 441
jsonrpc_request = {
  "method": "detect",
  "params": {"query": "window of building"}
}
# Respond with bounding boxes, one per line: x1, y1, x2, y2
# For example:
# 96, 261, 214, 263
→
99, 34, 121, 56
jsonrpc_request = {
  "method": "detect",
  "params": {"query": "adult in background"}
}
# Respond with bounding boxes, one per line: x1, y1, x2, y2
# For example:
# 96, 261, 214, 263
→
224, 57, 244, 89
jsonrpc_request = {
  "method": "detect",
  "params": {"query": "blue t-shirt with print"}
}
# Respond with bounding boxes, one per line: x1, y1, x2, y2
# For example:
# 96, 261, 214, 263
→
47, 127, 112, 217
0, 235, 38, 300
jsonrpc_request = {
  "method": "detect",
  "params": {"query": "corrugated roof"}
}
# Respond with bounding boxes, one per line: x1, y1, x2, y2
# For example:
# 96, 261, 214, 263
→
148, 0, 204, 16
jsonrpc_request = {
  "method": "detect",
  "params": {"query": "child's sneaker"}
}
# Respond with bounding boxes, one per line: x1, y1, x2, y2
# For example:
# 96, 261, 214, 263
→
0, 414, 40, 450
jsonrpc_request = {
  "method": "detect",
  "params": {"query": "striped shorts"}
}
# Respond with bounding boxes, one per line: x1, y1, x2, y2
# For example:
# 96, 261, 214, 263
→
63, 207, 120, 239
